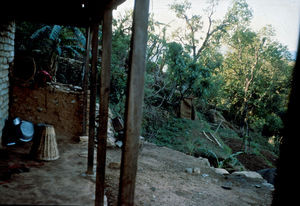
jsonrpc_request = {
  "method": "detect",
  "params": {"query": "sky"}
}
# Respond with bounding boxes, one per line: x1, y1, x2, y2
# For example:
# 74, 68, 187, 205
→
115, 0, 300, 53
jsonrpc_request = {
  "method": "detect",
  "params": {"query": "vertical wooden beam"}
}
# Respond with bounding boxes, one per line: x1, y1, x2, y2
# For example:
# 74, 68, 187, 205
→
118, 0, 150, 205
82, 26, 91, 136
95, 9, 112, 206
87, 23, 99, 175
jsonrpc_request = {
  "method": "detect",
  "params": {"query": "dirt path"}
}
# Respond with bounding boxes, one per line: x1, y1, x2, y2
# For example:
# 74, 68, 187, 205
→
106, 142, 273, 206
0, 137, 273, 205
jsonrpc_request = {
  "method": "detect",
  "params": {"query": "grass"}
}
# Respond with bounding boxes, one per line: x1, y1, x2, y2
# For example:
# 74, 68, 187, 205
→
148, 115, 233, 167
146, 112, 278, 169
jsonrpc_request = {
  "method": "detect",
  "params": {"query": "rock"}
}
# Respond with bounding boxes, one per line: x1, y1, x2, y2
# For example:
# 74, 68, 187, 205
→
106, 110, 116, 148
91, 195, 108, 206
79, 136, 88, 142
139, 136, 145, 151
104, 195, 108, 206
73, 86, 81, 90
214, 168, 230, 175
193, 167, 201, 174
78, 152, 88, 158
185, 168, 193, 174
257, 168, 276, 185
37, 107, 43, 112
202, 174, 209, 178
108, 162, 121, 170
198, 157, 211, 167
207, 109, 226, 124
221, 183, 232, 190
232, 171, 263, 179
107, 136, 116, 148
262, 182, 275, 191
80, 173, 87, 177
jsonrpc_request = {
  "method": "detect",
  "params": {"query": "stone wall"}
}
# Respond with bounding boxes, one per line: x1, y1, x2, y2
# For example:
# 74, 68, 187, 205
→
10, 83, 84, 140
0, 21, 15, 144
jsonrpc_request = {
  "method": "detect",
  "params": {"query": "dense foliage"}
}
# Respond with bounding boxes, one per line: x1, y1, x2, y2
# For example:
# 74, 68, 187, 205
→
15, 0, 294, 159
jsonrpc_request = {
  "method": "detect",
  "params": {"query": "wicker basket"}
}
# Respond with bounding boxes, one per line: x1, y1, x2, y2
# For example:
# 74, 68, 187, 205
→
31, 124, 59, 161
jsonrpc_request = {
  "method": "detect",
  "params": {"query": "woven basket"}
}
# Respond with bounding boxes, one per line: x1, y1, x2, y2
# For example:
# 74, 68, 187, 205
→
32, 124, 59, 161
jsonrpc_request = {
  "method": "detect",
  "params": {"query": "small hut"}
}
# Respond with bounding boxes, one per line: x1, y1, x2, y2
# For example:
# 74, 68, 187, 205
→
180, 96, 196, 120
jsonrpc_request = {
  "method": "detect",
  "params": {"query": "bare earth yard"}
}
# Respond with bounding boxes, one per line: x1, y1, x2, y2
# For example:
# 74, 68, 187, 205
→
0, 136, 273, 206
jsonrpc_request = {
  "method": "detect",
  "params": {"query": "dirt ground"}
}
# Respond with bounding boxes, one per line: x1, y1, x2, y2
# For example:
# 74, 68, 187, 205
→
223, 137, 278, 171
0, 136, 273, 206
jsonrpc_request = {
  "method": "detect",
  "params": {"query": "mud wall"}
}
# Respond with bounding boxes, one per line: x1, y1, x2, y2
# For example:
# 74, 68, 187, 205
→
10, 83, 84, 140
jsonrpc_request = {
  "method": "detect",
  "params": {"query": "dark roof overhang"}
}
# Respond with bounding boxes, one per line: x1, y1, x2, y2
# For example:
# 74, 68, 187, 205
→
1, 0, 126, 27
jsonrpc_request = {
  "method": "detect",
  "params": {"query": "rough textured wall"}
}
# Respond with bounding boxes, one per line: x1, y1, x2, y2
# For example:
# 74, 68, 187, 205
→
0, 21, 15, 144
56, 57, 83, 86
10, 83, 84, 140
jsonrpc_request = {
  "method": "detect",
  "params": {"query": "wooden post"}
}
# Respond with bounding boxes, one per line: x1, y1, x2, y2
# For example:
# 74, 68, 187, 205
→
82, 26, 91, 136
118, 0, 150, 205
95, 8, 112, 206
87, 23, 99, 175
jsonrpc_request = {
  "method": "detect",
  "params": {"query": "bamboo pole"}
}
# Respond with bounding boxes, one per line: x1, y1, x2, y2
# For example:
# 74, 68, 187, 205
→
95, 8, 112, 206
87, 23, 99, 175
118, 0, 150, 205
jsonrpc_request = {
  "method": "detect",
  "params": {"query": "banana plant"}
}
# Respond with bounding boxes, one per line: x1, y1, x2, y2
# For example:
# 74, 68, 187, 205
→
29, 25, 87, 79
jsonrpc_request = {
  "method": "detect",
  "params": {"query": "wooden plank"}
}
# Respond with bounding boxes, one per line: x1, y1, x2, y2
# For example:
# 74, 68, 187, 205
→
87, 23, 99, 175
95, 8, 112, 206
118, 0, 150, 205
82, 26, 91, 136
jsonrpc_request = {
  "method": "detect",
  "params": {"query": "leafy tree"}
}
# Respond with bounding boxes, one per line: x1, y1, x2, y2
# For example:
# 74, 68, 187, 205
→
109, 11, 133, 115
219, 25, 293, 138
170, 0, 252, 62
159, 0, 253, 109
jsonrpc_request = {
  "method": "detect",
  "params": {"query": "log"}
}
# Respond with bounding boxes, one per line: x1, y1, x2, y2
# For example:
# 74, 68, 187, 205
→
82, 26, 91, 136
118, 0, 150, 205
95, 8, 112, 206
87, 23, 99, 175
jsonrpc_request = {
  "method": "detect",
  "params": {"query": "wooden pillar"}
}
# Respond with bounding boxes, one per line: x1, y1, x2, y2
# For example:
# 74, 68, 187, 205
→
95, 9, 112, 206
82, 26, 91, 136
118, 0, 150, 205
87, 23, 99, 175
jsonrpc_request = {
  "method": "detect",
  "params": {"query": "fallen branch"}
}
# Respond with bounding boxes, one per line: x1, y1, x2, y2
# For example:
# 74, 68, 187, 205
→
203, 131, 214, 143
214, 120, 224, 135
209, 132, 223, 148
